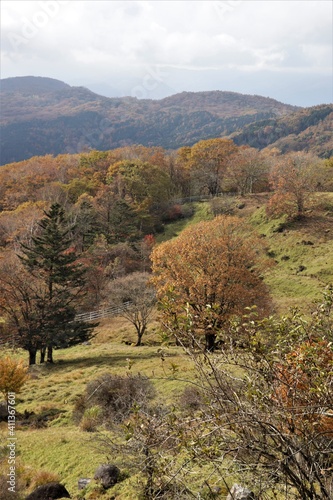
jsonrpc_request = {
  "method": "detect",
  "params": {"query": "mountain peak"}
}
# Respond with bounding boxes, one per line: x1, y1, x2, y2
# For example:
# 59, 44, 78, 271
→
0, 76, 70, 94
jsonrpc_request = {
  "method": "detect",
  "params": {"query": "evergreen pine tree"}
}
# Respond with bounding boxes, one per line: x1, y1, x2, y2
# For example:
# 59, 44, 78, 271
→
20, 203, 96, 363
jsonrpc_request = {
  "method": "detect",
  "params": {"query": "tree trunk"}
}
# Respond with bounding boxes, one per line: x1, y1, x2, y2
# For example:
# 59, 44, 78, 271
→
136, 326, 146, 346
47, 345, 54, 363
29, 349, 37, 365
205, 332, 216, 352
143, 445, 155, 499
297, 195, 305, 218
40, 347, 46, 363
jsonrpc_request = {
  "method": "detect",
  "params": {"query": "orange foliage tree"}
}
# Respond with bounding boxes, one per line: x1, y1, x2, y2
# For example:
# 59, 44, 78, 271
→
173, 146, 193, 197
188, 138, 238, 196
151, 215, 271, 350
267, 152, 322, 218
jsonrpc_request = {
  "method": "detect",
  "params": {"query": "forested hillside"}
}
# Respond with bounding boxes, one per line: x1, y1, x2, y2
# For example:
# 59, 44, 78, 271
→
0, 76, 299, 164
231, 104, 333, 158
0, 141, 332, 314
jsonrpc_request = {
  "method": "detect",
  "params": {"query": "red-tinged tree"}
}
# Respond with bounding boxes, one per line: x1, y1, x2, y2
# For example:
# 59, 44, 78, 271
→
268, 152, 322, 218
151, 215, 271, 350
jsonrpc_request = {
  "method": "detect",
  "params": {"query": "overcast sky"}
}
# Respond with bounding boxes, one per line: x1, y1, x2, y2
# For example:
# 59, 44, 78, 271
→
1, 0, 332, 106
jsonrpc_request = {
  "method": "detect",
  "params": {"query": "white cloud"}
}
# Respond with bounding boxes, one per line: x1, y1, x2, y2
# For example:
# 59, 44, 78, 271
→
0, 0, 332, 106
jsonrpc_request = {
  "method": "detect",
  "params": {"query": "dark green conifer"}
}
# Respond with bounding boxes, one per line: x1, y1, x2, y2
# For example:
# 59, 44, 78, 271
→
20, 203, 96, 363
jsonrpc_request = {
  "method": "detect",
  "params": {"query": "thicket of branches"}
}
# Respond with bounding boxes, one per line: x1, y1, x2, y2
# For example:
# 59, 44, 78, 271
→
90, 290, 333, 499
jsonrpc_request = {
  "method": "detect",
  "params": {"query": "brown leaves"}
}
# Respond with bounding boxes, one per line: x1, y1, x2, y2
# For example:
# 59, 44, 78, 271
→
274, 339, 333, 435
268, 152, 323, 218
186, 138, 238, 195
151, 215, 271, 344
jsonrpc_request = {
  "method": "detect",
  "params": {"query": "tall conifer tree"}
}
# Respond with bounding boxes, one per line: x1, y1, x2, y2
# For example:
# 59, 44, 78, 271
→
20, 203, 96, 363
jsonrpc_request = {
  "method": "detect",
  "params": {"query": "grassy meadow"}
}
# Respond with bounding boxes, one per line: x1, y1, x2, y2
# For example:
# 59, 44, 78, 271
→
1, 316, 196, 498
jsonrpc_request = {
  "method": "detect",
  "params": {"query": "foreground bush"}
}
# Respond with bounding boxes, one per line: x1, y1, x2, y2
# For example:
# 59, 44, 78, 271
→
167, 289, 333, 499
74, 373, 156, 428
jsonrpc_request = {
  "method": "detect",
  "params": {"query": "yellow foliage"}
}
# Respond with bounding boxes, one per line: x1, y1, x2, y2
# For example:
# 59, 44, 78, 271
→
0, 356, 29, 401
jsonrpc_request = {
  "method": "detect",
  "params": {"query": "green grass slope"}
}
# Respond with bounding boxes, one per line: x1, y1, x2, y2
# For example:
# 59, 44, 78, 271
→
249, 193, 333, 310
158, 193, 333, 311
0, 317, 194, 498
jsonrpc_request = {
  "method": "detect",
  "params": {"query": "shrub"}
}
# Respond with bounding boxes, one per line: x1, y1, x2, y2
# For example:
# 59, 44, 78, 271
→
180, 203, 195, 219
74, 374, 156, 427
163, 204, 183, 222
266, 192, 297, 219
0, 356, 29, 401
163, 203, 194, 222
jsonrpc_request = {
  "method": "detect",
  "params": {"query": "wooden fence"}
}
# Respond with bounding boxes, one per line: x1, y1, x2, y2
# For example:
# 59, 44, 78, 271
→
74, 301, 132, 322
0, 302, 133, 348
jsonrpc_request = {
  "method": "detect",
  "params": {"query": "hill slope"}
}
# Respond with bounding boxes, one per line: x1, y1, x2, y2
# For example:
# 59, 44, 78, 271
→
230, 104, 333, 158
0, 76, 298, 164
0, 75, 70, 93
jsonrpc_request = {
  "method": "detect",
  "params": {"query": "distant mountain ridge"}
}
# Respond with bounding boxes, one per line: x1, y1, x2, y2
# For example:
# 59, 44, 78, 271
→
230, 104, 333, 157
1, 76, 331, 164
